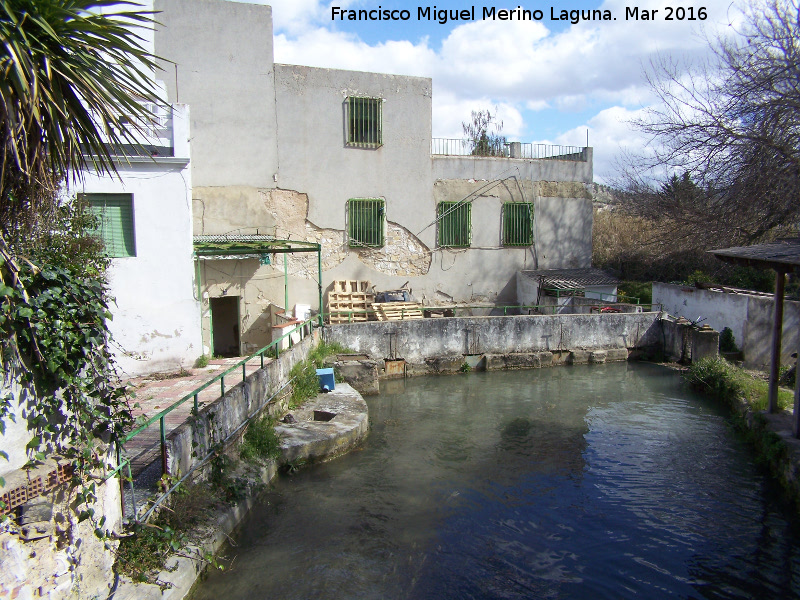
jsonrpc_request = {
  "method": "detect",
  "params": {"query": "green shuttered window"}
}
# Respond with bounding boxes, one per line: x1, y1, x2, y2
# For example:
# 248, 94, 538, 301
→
437, 201, 471, 248
346, 97, 382, 148
85, 193, 136, 258
503, 202, 534, 246
348, 198, 385, 247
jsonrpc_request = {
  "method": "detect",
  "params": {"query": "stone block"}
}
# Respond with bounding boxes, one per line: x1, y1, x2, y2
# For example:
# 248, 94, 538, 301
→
605, 348, 629, 362
692, 326, 720, 362
569, 349, 590, 365
19, 500, 53, 525
537, 351, 554, 367
504, 354, 540, 369
589, 350, 607, 364
484, 354, 506, 371
424, 355, 464, 374
334, 360, 379, 396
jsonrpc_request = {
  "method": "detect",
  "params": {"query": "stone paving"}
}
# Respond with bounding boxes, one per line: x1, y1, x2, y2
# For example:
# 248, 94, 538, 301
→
121, 356, 272, 476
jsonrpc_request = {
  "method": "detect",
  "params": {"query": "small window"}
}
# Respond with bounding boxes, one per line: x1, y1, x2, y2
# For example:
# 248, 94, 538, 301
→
503, 202, 534, 246
437, 201, 471, 248
348, 198, 385, 247
346, 97, 382, 148
84, 193, 136, 257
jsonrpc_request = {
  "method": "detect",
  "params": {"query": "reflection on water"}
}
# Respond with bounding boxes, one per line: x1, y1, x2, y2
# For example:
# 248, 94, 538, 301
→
192, 362, 800, 599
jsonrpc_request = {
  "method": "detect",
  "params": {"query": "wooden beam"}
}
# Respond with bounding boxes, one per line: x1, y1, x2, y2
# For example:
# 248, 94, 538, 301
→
768, 269, 786, 413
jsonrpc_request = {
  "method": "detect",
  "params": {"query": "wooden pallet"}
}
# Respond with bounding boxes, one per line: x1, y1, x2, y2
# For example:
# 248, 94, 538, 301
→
373, 302, 424, 321
327, 281, 376, 323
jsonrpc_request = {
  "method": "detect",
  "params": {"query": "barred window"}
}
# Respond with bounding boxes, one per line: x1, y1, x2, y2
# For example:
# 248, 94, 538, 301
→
84, 193, 136, 257
346, 97, 382, 148
437, 201, 471, 248
348, 198, 385, 247
502, 202, 534, 246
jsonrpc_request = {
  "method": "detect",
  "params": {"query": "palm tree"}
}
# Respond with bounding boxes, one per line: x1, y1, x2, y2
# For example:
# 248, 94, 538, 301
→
0, 0, 161, 239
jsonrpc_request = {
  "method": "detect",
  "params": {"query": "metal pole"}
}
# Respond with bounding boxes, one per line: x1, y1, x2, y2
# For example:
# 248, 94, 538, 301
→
768, 269, 786, 413
318, 247, 323, 327
160, 417, 167, 476
284, 252, 289, 313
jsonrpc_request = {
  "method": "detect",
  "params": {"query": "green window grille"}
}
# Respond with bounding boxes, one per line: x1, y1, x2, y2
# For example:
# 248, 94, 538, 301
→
437, 201, 471, 248
84, 193, 136, 257
502, 202, 534, 246
346, 97, 382, 148
348, 198, 385, 247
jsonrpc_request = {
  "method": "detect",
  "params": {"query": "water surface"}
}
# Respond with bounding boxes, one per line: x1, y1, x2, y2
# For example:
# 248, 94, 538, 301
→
192, 362, 800, 599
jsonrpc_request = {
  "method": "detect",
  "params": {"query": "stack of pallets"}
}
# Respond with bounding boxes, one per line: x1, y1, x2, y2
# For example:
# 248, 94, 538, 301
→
372, 301, 424, 321
327, 280, 375, 324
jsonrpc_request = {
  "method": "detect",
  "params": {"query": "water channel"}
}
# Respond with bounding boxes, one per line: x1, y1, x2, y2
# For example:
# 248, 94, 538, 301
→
192, 362, 800, 599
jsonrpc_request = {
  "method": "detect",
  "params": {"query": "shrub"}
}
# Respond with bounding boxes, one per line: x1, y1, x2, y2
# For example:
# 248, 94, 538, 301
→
240, 415, 281, 462
719, 327, 739, 353
687, 357, 792, 411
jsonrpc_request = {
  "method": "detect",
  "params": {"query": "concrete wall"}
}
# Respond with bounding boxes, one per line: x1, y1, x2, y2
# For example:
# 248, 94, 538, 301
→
154, 0, 279, 188
76, 106, 203, 376
653, 282, 799, 369
323, 313, 662, 363
431, 148, 593, 183
275, 64, 434, 242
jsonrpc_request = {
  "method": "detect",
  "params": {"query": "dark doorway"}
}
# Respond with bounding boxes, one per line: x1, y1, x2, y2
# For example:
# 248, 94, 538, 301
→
210, 296, 240, 357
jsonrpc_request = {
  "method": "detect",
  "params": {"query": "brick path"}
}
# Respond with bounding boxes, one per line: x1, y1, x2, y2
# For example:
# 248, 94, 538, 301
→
121, 356, 271, 477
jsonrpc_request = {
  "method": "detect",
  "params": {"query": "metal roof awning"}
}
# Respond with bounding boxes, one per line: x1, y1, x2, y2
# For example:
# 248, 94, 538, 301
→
710, 237, 800, 273
521, 267, 620, 290
710, 237, 800, 432
193, 234, 320, 257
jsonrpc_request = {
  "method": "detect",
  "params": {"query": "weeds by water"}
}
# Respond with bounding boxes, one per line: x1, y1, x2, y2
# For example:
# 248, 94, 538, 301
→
240, 415, 281, 463
289, 341, 354, 407
687, 356, 793, 411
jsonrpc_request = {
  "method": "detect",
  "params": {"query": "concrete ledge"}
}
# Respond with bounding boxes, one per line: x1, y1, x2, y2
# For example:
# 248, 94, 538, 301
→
276, 383, 369, 466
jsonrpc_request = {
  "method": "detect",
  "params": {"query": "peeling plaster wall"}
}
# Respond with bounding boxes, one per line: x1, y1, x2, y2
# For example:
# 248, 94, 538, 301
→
76, 112, 203, 377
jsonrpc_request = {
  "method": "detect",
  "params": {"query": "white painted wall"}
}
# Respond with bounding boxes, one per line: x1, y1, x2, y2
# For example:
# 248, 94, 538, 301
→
653, 281, 800, 369
653, 282, 750, 344
75, 105, 203, 376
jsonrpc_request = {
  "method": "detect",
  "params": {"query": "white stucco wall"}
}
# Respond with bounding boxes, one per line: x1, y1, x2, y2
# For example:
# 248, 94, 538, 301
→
154, 0, 278, 188
653, 282, 750, 344
76, 106, 202, 376
274, 63, 434, 245
653, 281, 800, 369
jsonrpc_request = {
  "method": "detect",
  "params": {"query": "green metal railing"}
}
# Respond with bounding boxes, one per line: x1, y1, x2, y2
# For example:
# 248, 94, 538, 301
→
502, 202, 534, 246
114, 318, 316, 521
325, 302, 664, 322
438, 201, 472, 248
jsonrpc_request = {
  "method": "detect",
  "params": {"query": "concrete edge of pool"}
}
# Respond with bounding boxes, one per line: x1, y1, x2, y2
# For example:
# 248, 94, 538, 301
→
112, 383, 369, 600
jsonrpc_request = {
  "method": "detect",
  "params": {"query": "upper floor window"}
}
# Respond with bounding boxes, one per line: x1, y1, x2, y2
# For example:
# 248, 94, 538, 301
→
346, 97, 382, 148
348, 198, 385, 247
437, 201, 471, 248
502, 202, 534, 246
83, 193, 136, 257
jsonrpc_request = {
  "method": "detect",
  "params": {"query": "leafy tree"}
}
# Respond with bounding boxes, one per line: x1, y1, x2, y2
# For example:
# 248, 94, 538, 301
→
0, 0, 161, 494
621, 0, 800, 246
462, 109, 507, 157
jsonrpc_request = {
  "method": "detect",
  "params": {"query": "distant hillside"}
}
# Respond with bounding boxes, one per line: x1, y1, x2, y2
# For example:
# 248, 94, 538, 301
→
588, 182, 623, 207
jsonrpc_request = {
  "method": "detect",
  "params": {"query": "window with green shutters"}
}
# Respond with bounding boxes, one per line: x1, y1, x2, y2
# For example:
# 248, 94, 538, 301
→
346, 97, 382, 148
437, 201, 471, 248
348, 198, 385, 247
84, 193, 136, 257
502, 202, 534, 246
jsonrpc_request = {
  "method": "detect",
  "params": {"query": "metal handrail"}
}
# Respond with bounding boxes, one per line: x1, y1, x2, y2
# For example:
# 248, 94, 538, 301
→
325, 303, 663, 322
120, 317, 315, 481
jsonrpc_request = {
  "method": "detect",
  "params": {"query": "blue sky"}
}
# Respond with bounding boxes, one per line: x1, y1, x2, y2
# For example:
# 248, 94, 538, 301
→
237, 0, 742, 182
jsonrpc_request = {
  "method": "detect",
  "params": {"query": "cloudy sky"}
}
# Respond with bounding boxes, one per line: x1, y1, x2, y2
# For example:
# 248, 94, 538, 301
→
236, 0, 742, 183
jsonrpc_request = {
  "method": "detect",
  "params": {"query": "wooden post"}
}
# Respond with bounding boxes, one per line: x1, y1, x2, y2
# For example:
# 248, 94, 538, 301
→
767, 269, 786, 413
